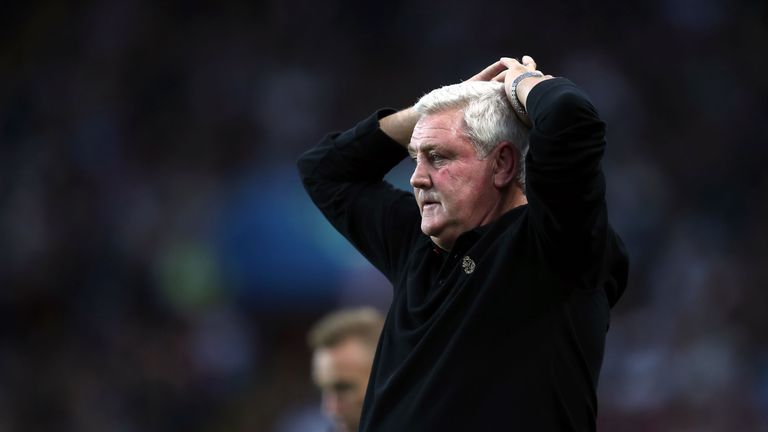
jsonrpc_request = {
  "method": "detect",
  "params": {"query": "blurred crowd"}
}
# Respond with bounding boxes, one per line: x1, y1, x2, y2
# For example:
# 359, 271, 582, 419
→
1, 0, 767, 431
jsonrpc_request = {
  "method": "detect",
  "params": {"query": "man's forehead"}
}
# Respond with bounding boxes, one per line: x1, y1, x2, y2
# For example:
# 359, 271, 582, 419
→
409, 113, 467, 153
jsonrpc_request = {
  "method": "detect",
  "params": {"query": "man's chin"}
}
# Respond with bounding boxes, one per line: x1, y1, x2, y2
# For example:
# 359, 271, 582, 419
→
420, 224, 442, 238
420, 215, 445, 234
333, 420, 355, 432
422, 224, 460, 251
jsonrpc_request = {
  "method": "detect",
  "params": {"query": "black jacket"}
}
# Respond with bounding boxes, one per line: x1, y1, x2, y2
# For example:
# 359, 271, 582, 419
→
298, 78, 629, 431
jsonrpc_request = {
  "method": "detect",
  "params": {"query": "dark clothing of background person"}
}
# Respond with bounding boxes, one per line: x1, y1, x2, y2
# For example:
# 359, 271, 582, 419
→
297, 78, 629, 431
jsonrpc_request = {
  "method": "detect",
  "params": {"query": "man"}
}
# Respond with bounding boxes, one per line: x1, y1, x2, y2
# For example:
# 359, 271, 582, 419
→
298, 56, 629, 430
308, 307, 385, 432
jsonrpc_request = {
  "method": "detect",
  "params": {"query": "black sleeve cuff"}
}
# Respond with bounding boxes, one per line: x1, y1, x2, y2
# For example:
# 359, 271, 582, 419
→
526, 78, 598, 131
332, 108, 410, 179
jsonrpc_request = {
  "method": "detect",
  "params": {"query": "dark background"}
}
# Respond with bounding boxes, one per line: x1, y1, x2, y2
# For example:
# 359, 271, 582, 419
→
1, 1, 767, 431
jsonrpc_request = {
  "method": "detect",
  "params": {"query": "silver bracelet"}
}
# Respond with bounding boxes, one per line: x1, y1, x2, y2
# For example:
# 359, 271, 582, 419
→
509, 71, 544, 126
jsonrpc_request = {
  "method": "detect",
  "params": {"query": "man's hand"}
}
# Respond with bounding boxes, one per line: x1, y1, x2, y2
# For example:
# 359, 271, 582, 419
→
379, 58, 551, 145
380, 59, 519, 146
467, 60, 507, 82
499, 56, 553, 111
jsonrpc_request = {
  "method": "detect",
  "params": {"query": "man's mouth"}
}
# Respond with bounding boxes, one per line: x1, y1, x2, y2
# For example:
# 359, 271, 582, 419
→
422, 201, 440, 212
417, 191, 440, 212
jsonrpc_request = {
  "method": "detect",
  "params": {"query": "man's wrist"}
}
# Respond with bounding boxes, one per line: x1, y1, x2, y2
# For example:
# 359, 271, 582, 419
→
379, 106, 419, 147
509, 71, 544, 126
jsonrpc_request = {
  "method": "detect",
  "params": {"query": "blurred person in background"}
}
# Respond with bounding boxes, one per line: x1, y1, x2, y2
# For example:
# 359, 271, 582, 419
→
298, 56, 628, 430
308, 307, 384, 432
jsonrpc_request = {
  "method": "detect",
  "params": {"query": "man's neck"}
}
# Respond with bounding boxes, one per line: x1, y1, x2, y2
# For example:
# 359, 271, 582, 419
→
493, 184, 528, 218
505, 187, 528, 212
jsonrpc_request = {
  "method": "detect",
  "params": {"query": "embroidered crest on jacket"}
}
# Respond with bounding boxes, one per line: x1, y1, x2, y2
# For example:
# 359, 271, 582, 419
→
462, 256, 476, 274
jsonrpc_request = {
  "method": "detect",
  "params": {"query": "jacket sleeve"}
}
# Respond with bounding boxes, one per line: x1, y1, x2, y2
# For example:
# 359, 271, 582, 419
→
524, 78, 628, 302
297, 109, 423, 283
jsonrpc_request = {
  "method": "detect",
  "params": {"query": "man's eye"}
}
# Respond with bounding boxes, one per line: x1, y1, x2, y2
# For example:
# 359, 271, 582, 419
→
333, 382, 355, 393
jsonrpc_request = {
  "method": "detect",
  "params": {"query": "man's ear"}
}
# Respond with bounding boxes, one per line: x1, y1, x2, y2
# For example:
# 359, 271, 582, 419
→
492, 142, 518, 188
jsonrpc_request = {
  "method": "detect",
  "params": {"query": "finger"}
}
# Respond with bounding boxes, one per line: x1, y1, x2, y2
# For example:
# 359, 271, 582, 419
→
491, 70, 507, 82
469, 60, 507, 81
499, 57, 521, 68
521, 55, 536, 69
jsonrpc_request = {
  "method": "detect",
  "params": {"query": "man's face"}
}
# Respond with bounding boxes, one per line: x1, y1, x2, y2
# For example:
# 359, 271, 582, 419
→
312, 337, 374, 432
409, 108, 500, 250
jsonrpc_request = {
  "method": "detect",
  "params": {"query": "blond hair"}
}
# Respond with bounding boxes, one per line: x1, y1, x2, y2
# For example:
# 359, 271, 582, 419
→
307, 307, 384, 350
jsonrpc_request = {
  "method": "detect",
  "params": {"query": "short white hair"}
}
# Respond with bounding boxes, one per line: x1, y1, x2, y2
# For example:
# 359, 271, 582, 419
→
414, 81, 529, 188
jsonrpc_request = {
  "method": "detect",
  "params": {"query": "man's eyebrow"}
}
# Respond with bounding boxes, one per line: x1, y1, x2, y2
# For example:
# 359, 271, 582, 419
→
407, 143, 436, 157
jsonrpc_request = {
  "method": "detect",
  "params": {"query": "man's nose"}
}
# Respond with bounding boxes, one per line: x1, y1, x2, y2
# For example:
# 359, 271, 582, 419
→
410, 161, 432, 189
322, 392, 341, 417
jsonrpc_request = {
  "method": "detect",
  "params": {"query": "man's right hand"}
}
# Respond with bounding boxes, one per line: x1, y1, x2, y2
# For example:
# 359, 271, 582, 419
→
467, 60, 508, 82
379, 59, 523, 147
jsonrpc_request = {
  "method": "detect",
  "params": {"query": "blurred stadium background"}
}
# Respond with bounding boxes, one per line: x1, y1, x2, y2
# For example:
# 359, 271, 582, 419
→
1, 0, 767, 430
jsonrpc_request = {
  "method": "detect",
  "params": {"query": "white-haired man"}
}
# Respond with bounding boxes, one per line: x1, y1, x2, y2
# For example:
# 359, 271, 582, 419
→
298, 56, 629, 430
